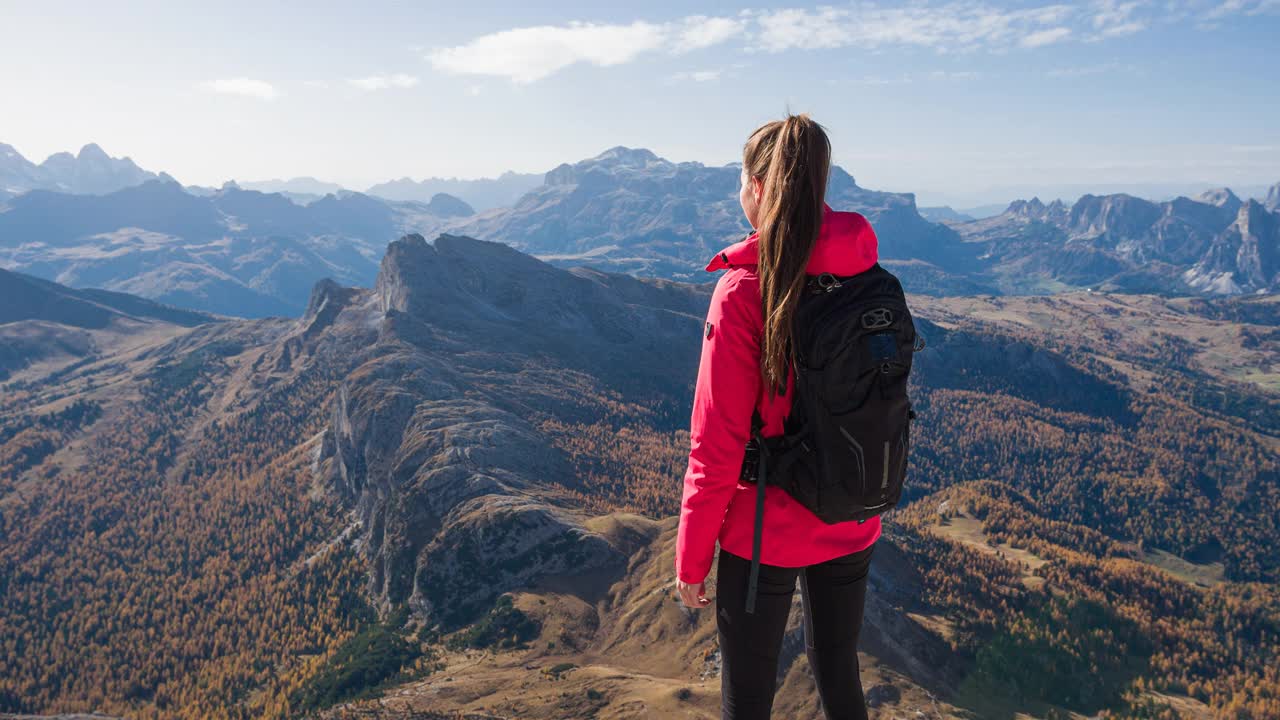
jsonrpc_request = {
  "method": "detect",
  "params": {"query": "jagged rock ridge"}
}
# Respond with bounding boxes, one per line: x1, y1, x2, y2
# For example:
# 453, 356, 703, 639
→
310, 232, 708, 626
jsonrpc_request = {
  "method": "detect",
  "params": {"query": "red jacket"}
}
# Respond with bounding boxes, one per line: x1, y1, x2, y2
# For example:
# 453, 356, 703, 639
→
675, 203, 882, 584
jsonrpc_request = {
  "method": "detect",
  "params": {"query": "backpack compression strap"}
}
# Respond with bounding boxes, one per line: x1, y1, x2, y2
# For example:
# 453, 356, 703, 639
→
745, 410, 767, 615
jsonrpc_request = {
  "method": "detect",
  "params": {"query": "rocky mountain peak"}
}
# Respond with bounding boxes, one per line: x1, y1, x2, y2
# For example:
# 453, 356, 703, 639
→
593, 146, 659, 166
425, 192, 475, 218
1237, 198, 1276, 233
544, 146, 669, 188
1003, 197, 1068, 224
77, 142, 110, 162
1066, 193, 1162, 238
6, 141, 162, 195
1007, 196, 1046, 217
827, 164, 861, 192
375, 232, 577, 319
301, 277, 360, 337
1196, 187, 1242, 213
1185, 199, 1279, 294
1265, 181, 1280, 212
1, 142, 31, 166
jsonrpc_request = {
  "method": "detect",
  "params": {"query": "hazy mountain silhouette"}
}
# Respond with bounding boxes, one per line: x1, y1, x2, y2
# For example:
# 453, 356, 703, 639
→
366, 170, 544, 211
0, 142, 165, 196
0, 180, 462, 317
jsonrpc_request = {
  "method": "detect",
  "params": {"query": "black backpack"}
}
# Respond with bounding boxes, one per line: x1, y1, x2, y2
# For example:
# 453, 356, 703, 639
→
738, 263, 921, 613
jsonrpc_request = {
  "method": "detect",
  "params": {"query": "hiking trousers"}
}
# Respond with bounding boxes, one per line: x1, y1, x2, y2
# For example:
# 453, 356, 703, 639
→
715, 543, 874, 720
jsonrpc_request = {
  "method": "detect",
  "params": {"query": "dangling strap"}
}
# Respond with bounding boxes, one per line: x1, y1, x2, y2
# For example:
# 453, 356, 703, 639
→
746, 427, 768, 615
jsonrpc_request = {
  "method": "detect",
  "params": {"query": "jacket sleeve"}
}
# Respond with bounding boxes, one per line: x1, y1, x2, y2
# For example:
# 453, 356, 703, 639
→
675, 269, 762, 584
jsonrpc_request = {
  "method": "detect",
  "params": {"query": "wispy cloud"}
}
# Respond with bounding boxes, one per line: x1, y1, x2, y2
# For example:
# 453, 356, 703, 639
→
1203, 0, 1280, 19
753, 0, 1277, 52
426, 2, 1280, 84
1021, 26, 1072, 47
930, 70, 983, 80
673, 16, 748, 51
427, 15, 745, 83
199, 77, 277, 100
670, 69, 722, 82
1046, 61, 1142, 77
752, 4, 1076, 53
348, 74, 419, 91
1088, 0, 1147, 38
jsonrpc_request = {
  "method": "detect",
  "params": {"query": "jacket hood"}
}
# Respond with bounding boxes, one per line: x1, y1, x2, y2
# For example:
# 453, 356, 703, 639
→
706, 203, 879, 276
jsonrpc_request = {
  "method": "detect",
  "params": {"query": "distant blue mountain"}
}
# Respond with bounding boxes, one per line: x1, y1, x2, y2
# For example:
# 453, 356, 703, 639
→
366, 170, 544, 211
0, 179, 458, 317
0, 142, 166, 196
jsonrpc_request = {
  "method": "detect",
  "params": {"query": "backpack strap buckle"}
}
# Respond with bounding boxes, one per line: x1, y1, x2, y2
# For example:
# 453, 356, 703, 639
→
814, 272, 842, 293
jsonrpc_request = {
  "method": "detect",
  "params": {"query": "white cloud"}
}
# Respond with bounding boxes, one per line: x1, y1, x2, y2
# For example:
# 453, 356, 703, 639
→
348, 74, 419, 91
671, 69, 722, 82
1046, 61, 1140, 77
673, 15, 748, 51
1020, 26, 1073, 47
748, 1, 1267, 52
427, 15, 743, 83
200, 78, 277, 100
1088, 0, 1147, 38
754, 7, 853, 51
752, 4, 1083, 53
425, 1, 1280, 85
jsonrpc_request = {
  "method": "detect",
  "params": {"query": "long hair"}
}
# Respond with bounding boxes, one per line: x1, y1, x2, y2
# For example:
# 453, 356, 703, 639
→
743, 113, 831, 393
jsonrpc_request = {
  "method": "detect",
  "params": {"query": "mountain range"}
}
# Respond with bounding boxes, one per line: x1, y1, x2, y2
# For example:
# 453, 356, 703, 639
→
3, 142, 1276, 320
0, 177, 470, 317
0, 142, 168, 198
445, 147, 1280, 296
956, 187, 1280, 295
365, 170, 545, 211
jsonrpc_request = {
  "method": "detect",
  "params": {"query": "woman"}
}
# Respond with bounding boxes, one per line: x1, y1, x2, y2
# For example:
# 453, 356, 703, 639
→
674, 114, 881, 720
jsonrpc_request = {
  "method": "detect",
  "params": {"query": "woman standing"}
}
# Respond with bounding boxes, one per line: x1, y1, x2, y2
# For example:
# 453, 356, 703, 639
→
675, 114, 882, 720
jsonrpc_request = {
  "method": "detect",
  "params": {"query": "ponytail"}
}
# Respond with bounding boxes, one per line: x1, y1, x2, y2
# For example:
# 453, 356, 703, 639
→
743, 113, 831, 394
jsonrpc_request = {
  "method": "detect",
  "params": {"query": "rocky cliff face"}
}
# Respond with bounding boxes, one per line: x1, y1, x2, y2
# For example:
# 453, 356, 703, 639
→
1264, 182, 1280, 213
955, 188, 1280, 294
315, 232, 707, 627
1186, 200, 1280, 294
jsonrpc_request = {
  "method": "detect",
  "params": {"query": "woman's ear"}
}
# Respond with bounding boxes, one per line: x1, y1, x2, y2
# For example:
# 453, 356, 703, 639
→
751, 175, 764, 203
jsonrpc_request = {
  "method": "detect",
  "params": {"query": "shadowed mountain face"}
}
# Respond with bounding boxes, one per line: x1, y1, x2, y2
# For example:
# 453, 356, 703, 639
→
0, 266, 213, 381
2, 233, 1276, 719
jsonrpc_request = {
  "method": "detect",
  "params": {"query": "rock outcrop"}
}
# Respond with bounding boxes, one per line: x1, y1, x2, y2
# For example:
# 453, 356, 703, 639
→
1186, 200, 1280, 294
315, 233, 707, 627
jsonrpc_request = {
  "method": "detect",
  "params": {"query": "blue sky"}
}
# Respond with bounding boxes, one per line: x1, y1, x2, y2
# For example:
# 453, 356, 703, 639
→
1, 0, 1277, 206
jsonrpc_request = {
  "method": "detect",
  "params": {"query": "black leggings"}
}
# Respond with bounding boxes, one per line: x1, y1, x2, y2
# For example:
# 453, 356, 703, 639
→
715, 544, 874, 720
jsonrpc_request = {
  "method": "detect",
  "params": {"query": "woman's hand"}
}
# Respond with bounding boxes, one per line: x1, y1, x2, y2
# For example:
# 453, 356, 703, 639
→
676, 578, 710, 608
